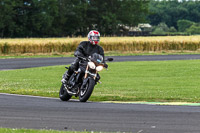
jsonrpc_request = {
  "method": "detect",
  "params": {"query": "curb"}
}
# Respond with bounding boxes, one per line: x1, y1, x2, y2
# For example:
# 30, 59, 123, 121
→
102, 101, 200, 106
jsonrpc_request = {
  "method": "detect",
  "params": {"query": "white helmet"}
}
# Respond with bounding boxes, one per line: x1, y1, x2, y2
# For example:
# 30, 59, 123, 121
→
88, 30, 100, 45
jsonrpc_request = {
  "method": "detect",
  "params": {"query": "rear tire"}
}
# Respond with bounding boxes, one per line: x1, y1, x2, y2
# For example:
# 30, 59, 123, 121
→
59, 84, 72, 101
79, 78, 95, 102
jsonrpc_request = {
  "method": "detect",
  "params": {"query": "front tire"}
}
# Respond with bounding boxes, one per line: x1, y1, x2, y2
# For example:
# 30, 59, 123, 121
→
79, 78, 95, 102
59, 84, 72, 101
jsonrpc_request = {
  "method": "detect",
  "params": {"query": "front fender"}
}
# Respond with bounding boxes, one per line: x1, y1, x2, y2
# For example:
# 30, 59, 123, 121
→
79, 77, 96, 102
82, 77, 95, 89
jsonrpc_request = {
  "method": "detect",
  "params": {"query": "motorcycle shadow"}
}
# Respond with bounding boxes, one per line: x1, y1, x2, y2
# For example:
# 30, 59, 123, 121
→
58, 99, 92, 103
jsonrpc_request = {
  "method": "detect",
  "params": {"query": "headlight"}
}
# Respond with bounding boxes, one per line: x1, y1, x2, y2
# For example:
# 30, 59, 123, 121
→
88, 62, 96, 69
96, 66, 104, 72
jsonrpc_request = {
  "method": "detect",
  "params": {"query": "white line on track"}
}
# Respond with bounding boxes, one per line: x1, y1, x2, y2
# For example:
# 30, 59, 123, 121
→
0, 69, 15, 71
0, 93, 82, 102
0, 93, 59, 100
2, 93, 199, 106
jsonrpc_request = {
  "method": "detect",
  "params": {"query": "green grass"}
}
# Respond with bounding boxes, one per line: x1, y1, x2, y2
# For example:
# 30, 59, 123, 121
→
0, 60, 200, 102
0, 128, 95, 133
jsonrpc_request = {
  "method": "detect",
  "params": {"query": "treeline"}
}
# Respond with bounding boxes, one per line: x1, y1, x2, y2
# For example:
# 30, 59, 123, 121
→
0, 0, 200, 38
0, 0, 148, 37
148, 0, 200, 35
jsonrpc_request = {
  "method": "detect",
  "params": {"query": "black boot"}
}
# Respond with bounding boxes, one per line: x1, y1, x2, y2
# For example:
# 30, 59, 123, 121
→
61, 73, 70, 84
61, 67, 74, 84
95, 73, 101, 83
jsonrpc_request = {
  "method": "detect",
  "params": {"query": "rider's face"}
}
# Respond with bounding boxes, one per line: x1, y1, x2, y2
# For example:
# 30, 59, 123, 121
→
91, 36, 99, 41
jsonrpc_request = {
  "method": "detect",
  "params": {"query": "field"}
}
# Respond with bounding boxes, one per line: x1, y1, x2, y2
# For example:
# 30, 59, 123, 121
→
0, 36, 200, 55
0, 60, 200, 103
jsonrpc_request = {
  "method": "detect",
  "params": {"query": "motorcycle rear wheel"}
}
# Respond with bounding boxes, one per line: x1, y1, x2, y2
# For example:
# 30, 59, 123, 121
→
59, 84, 72, 101
79, 78, 95, 102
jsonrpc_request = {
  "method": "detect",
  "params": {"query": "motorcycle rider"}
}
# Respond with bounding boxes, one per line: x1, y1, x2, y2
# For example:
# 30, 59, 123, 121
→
61, 30, 108, 84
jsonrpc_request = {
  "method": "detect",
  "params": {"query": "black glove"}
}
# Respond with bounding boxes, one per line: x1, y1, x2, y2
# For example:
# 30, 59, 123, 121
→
104, 63, 108, 69
74, 51, 85, 58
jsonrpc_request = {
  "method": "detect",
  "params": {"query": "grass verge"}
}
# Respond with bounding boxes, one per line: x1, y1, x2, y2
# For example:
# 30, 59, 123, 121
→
0, 128, 94, 133
0, 60, 200, 102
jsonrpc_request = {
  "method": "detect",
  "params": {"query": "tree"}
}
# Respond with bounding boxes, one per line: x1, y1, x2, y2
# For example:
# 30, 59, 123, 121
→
52, 0, 88, 36
0, 0, 15, 37
169, 27, 177, 32
148, 0, 200, 29
87, 0, 149, 36
13, 0, 58, 37
177, 19, 194, 32
87, 0, 120, 35
186, 23, 200, 34
157, 22, 169, 32
0, 0, 150, 37
151, 22, 169, 35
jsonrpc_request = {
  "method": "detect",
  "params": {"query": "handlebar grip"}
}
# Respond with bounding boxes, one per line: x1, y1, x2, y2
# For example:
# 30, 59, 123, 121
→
77, 56, 88, 61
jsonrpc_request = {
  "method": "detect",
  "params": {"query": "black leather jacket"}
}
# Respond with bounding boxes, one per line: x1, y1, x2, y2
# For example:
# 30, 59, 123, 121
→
74, 41, 105, 62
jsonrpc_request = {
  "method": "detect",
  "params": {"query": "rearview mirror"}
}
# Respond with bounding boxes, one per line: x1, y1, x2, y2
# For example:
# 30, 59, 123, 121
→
107, 58, 113, 61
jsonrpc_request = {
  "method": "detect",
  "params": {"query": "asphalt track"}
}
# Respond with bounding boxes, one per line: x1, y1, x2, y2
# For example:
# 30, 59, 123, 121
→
1, 54, 200, 70
1, 55, 200, 132
0, 93, 200, 133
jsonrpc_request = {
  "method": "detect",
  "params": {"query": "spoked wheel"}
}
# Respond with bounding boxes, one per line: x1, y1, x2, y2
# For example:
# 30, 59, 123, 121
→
80, 83, 89, 96
79, 78, 95, 102
59, 84, 72, 101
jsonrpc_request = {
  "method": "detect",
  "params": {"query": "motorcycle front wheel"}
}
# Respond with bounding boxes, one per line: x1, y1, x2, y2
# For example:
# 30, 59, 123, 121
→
59, 84, 72, 101
79, 78, 95, 102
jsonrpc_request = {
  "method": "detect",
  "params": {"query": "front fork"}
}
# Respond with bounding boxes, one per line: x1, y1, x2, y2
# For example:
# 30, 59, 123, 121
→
84, 65, 97, 80
81, 65, 97, 90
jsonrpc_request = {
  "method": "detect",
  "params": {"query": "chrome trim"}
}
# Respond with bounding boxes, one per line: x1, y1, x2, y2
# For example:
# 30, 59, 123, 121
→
85, 70, 97, 77
64, 86, 77, 95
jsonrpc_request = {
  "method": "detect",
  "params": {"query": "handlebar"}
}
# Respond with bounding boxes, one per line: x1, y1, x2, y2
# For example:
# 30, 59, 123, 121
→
77, 56, 113, 62
76, 56, 113, 69
77, 56, 89, 61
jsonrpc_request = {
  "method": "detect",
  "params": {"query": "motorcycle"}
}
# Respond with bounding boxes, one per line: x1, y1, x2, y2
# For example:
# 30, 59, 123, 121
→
59, 53, 113, 102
